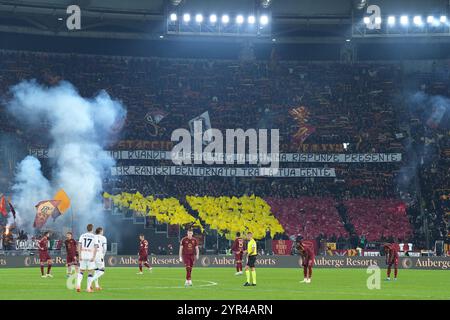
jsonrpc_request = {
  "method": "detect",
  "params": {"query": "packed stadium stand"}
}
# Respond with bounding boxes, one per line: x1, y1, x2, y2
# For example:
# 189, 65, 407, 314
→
0, 48, 449, 254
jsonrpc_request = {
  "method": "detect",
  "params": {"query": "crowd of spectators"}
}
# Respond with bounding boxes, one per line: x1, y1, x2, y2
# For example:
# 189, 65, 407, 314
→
0, 49, 449, 250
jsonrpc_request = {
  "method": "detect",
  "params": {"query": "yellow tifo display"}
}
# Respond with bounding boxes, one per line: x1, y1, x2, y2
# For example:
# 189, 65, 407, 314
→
186, 195, 284, 240
103, 192, 203, 231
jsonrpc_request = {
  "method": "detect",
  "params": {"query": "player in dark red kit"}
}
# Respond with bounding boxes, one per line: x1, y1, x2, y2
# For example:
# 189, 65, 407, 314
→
179, 228, 199, 287
232, 232, 245, 275
137, 234, 152, 274
38, 231, 53, 278
384, 242, 400, 281
64, 232, 79, 277
297, 237, 315, 284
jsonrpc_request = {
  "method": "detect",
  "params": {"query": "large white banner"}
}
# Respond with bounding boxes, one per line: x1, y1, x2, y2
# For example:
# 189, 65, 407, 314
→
111, 166, 336, 177
30, 149, 402, 163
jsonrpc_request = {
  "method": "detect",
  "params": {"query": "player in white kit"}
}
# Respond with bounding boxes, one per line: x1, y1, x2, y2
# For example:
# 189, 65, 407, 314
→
76, 224, 98, 293
91, 227, 107, 291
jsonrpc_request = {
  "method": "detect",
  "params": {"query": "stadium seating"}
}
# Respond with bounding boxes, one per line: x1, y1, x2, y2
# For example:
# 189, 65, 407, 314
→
266, 197, 347, 239
343, 199, 413, 241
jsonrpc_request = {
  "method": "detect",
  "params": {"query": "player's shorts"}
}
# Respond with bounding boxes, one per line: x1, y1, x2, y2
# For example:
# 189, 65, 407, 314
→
247, 255, 257, 268
182, 254, 195, 268
79, 259, 95, 270
302, 256, 315, 267
95, 258, 105, 270
234, 252, 243, 263
388, 257, 399, 267
39, 252, 51, 263
139, 254, 148, 262
66, 255, 78, 266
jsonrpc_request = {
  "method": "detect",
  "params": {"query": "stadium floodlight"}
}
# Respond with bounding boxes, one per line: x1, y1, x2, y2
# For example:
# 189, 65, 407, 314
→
222, 14, 230, 24
363, 16, 370, 24
195, 14, 203, 23
170, 13, 177, 22
427, 16, 435, 24
375, 16, 382, 24
440, 15, 447, 23
209, 14, 217, 23
400, 15, 409, 25
248, 15, 256, 24
236, 15, 244, 24
183, 13, 191, 23
387, 16, 396, 25
413, 16, 423, 26
260, 15, 269, 25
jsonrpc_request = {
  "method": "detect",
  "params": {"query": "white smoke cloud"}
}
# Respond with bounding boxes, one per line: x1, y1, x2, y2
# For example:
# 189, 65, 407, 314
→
6, 80, 126, 233
10, 156, 51, 230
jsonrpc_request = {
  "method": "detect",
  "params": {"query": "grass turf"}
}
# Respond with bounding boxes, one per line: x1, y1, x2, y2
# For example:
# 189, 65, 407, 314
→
0, 267, 448, 300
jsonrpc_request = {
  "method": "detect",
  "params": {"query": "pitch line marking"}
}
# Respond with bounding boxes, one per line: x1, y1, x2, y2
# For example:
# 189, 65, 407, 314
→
107, 278, 218, 290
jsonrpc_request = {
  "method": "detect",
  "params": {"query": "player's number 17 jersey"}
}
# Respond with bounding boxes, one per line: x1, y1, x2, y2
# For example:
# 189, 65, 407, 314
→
79, 232, 98, 260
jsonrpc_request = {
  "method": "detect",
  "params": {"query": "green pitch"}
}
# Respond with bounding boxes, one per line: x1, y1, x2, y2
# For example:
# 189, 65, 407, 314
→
0, 267, 448, 300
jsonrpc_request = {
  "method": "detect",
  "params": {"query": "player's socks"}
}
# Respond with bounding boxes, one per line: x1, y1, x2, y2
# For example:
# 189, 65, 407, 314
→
87, 274, 94, 291
186, 267, 192, 280
387, 266, 391, 278
40, 265, 45, 276
251, 270, 256, 285
394, 268, 398, 278
245, 270, 250, 283
308, 266, 312, 278
92, 269, 105, 288
47, 264, 52, 275
303, 266, 308, 278
139, 263, 143, 272
77, 272, 83, 289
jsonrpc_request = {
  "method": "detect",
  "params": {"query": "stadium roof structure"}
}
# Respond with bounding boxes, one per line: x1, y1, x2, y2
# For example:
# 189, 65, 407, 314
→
1, 0, 450, 44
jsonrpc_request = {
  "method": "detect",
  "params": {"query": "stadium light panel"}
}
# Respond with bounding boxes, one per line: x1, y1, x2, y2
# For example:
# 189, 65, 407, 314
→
195, 14, 203, 23
375, 17, 382, 24
183, 13, 191, 23
222, 14, 230, 24
248, 15, 256, 24
170, 13, 177, 21
236, 15, 244, 24
260, 15, 269, 25
400, 15, 409, 25
427, 16, 435, 24
363, 16, 370, 24
209, 14, 217, 23
413, 16, 423, 26
440, 15, 447, 23
387, 16, 396, 25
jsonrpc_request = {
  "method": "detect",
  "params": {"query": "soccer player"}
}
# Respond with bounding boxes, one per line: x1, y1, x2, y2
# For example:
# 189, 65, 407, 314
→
38, 231, 53, 278
91, 227, 107, 291
384, 242, 400, 281
232, 232, 245, 275
137, 234, 152, 274
243, 231, 257, 287
298, 239, 315, 284
179, 228, 199, 287
77, 224, 98, 293
64, 232, 79, 277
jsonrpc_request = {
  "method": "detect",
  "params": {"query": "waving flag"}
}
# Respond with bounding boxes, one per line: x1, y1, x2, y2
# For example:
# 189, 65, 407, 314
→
33, 200, 61, 229
290, 106, 316, 144
7, 199, 16, 220
52, 189, 71, 221
0, 196, 7, 217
